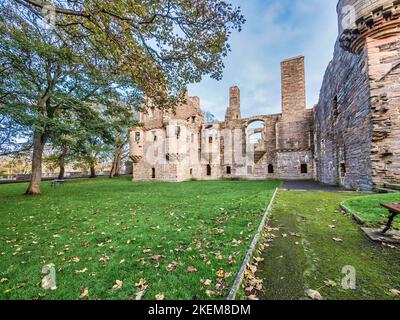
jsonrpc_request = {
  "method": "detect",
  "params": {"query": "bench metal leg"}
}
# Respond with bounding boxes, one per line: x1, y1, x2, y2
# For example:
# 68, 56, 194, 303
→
382, 211, 398, 234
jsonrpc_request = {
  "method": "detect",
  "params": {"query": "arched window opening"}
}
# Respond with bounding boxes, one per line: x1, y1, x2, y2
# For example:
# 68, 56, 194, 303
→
247, 120, 265, 129
250, 132, 262, 144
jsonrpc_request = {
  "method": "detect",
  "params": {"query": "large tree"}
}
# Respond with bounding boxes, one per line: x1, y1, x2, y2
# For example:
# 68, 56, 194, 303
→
0, 0, 244, 194
14, 0, 245, 91
0, 4, 137, 194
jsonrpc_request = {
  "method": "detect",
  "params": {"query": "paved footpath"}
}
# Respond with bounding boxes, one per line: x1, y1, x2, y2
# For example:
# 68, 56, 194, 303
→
281, 180, 345, 192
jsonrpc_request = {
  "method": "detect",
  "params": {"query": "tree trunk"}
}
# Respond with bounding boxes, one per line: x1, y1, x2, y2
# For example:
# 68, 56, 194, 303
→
26, 131, 47, 195
58, 148, 67, 180
110, 144, 123, 178
90, 165, 96, 178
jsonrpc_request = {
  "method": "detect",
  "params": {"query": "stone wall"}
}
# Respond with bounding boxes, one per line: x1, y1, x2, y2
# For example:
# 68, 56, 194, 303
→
225, 86, 241, 121
368, 35, 400, 186
281, 56, 306, 121
314, 0, 400, 191
314, 40, 373, 190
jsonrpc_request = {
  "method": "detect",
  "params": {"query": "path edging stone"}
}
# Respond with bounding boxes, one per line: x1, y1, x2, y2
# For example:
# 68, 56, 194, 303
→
339, 202, 365, 225
227, 187, 279, 300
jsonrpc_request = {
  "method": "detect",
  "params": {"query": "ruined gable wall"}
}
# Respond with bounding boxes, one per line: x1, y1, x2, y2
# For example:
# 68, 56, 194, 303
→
314, 40, 373, 190
275, 56, 314, 179
276, 109, 314, 180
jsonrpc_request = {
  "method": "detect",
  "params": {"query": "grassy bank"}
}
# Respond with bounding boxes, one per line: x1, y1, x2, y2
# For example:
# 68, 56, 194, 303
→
344, 193, 400, 229
0, 177, 280, 300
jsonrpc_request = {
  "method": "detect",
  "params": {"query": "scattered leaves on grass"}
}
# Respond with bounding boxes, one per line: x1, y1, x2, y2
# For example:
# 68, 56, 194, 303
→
135, 278, 148, 290
247, 263, 257, 274
143, 248, 151, 254
166, 261, 178, 272
228, 255, 236, 265
332, 238, 343, 242
214, 253, 223, 260
112, 280, 123, 290
232, 239, 242, 246
215, 268, 225, 278
205, 290, 216, 297
70, 257, 80, 263
99, 256, 110, 263
187, 266, 198, 273
155, 293, 165, 300
201, 279, 212, 286
75, 268, 88, 274
79, 287, 89, 299
152, 255, 166, 261
389, 289, 400, 296
305, 289, 323, 300
0, 278, 8, 283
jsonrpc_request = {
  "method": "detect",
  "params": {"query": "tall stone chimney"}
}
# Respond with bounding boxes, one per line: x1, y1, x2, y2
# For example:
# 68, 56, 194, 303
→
225, 86, 241, 121
281, 56, 306, 121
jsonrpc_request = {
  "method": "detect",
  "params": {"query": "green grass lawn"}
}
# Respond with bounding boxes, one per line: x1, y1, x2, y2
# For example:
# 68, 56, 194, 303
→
0, 177, 280, 300
250, 191, 400, 300
343, 193, 400, 229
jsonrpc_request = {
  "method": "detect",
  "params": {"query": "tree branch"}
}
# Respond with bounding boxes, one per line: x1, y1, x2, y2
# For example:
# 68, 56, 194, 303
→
14, 0, 90, 18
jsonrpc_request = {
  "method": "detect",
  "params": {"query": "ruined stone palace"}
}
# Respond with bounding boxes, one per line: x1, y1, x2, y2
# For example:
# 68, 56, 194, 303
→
130, 0, 400, 191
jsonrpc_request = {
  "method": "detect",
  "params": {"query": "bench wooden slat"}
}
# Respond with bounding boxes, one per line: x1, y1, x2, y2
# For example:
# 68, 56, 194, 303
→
380, 203, 400, 213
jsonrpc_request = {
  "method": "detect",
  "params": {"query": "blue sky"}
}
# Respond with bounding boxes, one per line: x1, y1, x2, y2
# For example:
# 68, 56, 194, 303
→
187, 0, 338, 120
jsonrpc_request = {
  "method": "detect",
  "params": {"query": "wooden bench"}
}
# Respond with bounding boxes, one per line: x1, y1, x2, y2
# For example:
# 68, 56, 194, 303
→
380, 203, 400, 234
51, 179, 65, 187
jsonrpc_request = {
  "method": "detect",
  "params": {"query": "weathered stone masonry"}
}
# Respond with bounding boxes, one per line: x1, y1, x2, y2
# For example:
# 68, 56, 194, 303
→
130, 0, 399, 191
314, 0, 400, 190
130, 56, 313, 182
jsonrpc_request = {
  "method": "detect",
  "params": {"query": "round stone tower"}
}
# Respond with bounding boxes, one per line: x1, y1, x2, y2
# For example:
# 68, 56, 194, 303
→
337, 0, 400, 53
